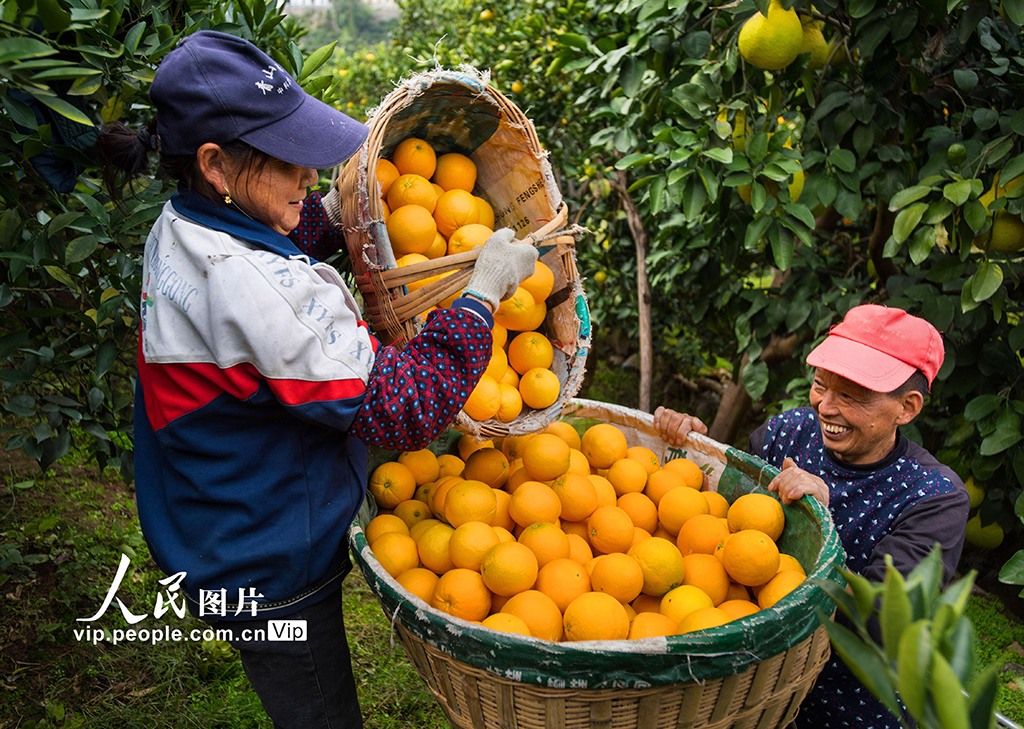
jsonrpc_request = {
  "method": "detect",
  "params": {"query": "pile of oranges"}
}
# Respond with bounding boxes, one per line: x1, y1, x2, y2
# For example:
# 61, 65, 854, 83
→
378, 137, 561, 421
363, 420, 807, 642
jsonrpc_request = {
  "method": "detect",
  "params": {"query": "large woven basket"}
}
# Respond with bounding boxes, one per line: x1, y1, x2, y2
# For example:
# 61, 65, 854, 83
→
338, 69, 590, 438
349, 399, 846, 729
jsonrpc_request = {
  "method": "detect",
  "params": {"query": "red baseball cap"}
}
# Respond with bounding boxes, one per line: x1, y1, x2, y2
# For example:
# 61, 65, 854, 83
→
805, 305, 944, 392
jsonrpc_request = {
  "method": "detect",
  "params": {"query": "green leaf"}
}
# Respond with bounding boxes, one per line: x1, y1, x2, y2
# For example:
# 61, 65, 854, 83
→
557, 32, 589, 49
0, 37, 58, 64
897, 620, 932, 722
923, 199, 955, 224
124, 22, 146, 54
893, 203, 927, 244
930, 653, 970, 729
970, 259, 1003, 302
31, 94, 93, 127
619, 56, 646, 97
747, 132, 769, 165
823, 619, 902, 716
69, 8, 108, 20
703, 147, 733, 164
298, 42, 336, 82
998, 551, 1024, 585
964, 200, 987, 232
43, 266, 76, 288
1000, 152, 1024, 185
968, 664, 1001, 729
96, 341, 117, 378
829, 148, 856, 173
889, 185, 932, 211
954, 69, 978, 92
964, 394, 1001, 421
881, 561, 912, 661
615, 153, 654, 170
785, 203, 816, 230
65, 235, 100, 264
845, 571, 881, 626
770, 225, 794, 270
849, 0, 877, 18
980, 427, 1022, 455
742, 360, 769, 401
943, 180, 972, 206
743, 215, 772, 250
908, 226, 935, 265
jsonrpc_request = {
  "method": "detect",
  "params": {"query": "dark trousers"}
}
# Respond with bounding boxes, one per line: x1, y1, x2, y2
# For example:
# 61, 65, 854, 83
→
222, 588, 363, 729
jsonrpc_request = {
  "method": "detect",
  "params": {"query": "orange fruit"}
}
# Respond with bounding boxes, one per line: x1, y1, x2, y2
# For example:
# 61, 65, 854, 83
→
631, 593, 663, 614
369, 461, 417, 509
727, 493, 785, 541
480, 541, 539, 596
678, 606, 731, 634
396, 567, 439, 604
392, 499, 432, 530
386, 173, 438, 213
386, 204, 438, 256
563, 592, 630, 642
652, 525, 674, 541
659, 585, 714, 624
449, 521, 500, 571
474, 195, 495, 228
491, 321, 509, 348
713, 534, 731, 565
550, 472, 599, 522
481, 612, 532, 637
508, 480, 562, 527
433, 188, 480, 238
722, 529, 780, 587
492, 525, 516, 543
380, 198, 391, 222
587, 505, 635, 554
681, 553, 730, 606
397, 449, 440, 485
372, 532, 419, 578
492, 287, 537, 331
644, 468, 689, 506
431, 568, 492, 621
457, 435, 493, 461
447, 223, 493, 255
616, 492, 659, 533
392, 137, 436, 178
520, 260, 554, 303
506, 465, 534, 494
663, 457, 704, 489
544, 420, 582, 450
445, 480, 498, 527
566, 533, 594, 565
463, 448, 510, 488
588, 475, 618, 508
718, 599, 760, 620
496, 383, 523, 422
517, 522, 571, 568
429, 476, 462, 521
580, 423, 629, 469
725, 581, 751, 602
376, 158, 400, 197
491, 489, 515, 532
535, 557, 591, 612
519, 368, 561, 410
630, 527, 652, 549
658, 486, 711, 536
483, 344, 508, 381
437, 454, 465, 479
424, 232, 447, 259
628, 537, 687, 596
433, 152, 477, 191
757, 570, 804, 609
566, 449, 591, 475
431, 182, 445, 199
417, 522, 456, 574
364, 513, 410, 546
778, 553, 806, 575
410, 517, 442, 542
501, 590, 564, 642
508, 331, 554, 375
501, 433, 535, 460
521, 433, 571, 481
676, 513, 731, 556
629, 611, 679, 639
590, 552, 644, 604
702, 490, 730, 518
625, 446, 661, 475
607, 458, 649, 496
463, 375, 502, 421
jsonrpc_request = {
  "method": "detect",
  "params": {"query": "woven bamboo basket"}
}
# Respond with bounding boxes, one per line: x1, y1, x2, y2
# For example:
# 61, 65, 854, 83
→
349, 399, 846, 729
337, 68, 590, 438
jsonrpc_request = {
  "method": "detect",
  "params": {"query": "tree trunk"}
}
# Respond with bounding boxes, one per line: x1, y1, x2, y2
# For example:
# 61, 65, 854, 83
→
614, 170, 653, 413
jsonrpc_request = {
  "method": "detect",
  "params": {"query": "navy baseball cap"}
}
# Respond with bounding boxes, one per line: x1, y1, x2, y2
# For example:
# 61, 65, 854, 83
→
150, 30, 367, 169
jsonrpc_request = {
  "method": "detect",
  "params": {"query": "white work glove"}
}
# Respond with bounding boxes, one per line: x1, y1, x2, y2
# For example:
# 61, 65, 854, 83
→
464, 228, 539, 309
321, 183, 343, 228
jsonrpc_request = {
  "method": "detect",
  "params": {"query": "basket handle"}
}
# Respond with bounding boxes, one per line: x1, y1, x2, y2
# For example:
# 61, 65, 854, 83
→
356, 202, 586, 321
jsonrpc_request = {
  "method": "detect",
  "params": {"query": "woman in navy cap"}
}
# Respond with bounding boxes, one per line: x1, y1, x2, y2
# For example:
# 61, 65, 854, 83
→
98, 30, 536, 729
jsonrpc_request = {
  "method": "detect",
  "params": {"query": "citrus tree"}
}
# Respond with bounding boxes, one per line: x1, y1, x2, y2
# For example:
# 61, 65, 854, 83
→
0, 0, 343, 478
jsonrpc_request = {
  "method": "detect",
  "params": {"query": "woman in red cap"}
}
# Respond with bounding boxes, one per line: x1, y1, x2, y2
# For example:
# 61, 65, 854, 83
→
97, 30, 536, 729
656, 304, 968, 729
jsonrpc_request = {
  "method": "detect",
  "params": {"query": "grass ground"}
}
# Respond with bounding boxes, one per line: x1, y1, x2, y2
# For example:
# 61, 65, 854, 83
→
2, 410, 1023, 727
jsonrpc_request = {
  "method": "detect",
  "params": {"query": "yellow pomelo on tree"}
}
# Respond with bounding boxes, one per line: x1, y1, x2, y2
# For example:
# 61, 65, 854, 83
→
738, 0, 804, 71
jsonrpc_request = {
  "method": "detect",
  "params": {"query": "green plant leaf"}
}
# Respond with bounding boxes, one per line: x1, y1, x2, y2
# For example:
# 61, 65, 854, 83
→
881, 560, 912, 660
889, 185, 932, 211
32, 94, 93, 127
893, 203, 927, 244
968, 663, 1000, 729
930, 653, 970, 729
999, 551, 1024, 586
0, 37, 58, 64
980, 426, 1022, 455
964, 394, 1001, 421
943, 180, 972, 206
703, 147, 732, 164
43, 266, 76, 288
747, 132, 769, 165
823, 619, 902, 717
945, 616, 975, 681
829, 148, 856, 173
742, 360, 769, 401
970, 260, 1003, 302
299, 42, 336, 81
896, 620, 932, 722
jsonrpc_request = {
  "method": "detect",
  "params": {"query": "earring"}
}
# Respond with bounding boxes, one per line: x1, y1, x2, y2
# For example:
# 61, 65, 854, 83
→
223, 190, 232, 205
